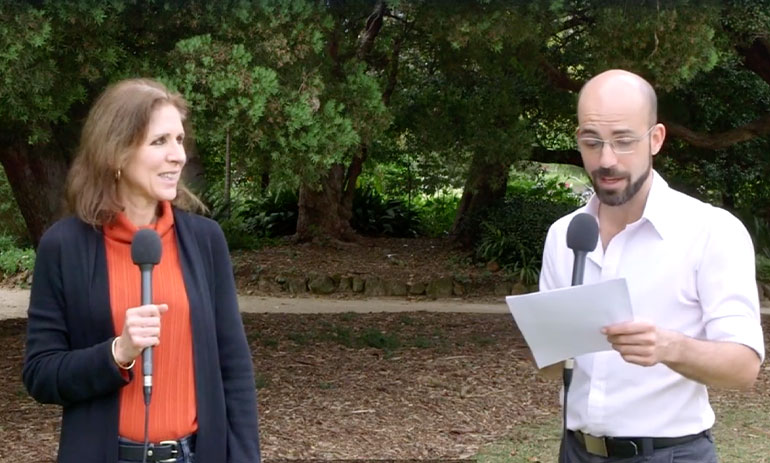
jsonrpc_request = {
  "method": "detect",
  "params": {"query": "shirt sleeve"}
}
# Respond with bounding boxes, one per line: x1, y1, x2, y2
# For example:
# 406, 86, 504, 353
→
697, 209, 765, 362
540, 224, 560, 292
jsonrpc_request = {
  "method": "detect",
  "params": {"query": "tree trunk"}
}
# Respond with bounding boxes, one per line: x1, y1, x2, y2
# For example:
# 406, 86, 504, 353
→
294, 2, 388, 243
295, 163, 358, 243
451, 155, 511, 246
0, 142, 70, 246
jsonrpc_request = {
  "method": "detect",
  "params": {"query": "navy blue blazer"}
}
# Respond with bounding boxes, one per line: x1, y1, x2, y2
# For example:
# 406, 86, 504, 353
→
23, 208, 261, 463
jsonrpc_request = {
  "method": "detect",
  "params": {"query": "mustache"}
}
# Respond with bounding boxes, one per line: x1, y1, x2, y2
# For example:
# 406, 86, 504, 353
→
591, 167, 628, 178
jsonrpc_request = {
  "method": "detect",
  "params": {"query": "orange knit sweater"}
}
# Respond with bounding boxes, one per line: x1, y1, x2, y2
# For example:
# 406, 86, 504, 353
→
104, 201, 198, 442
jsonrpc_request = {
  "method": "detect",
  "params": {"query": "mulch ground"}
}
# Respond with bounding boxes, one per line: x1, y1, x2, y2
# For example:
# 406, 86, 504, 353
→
1, 237, 768, 461
1, 314, 768, 462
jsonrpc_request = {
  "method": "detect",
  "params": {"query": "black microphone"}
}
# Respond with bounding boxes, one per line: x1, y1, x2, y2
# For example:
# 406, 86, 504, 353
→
567, 212, 599, 286
131, 228, 162, 405
559, 212, 599, 463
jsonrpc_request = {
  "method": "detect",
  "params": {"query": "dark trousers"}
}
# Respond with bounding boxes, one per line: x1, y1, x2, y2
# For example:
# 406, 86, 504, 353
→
560, 430, 718, 463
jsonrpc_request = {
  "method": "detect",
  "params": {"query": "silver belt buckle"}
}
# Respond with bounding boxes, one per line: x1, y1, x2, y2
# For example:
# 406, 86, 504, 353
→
157, 440, 180, 463
583, 433, 609, 458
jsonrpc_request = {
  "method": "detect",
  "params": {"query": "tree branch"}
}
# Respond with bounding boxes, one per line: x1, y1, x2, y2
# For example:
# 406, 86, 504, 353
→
539, 56, 770, 150
662, 114, 770, 150
529, 147, 582, 167
357, 1, 386, 59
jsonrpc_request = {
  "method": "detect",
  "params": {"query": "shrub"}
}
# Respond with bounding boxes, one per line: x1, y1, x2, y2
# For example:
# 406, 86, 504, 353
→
473, 176, 583, 283
0, 168, 29, 245
757, 254, 770, 282
351, 187, 421, 237
414, 192, 460, 237
204, 186, 297, 250
0, 234, 35, 277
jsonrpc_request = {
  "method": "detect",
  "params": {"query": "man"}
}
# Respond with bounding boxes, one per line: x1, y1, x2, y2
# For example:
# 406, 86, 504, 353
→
539, 69, 765, 462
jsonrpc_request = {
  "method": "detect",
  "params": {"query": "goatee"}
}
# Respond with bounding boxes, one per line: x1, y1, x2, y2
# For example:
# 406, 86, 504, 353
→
591, 161, 652, 206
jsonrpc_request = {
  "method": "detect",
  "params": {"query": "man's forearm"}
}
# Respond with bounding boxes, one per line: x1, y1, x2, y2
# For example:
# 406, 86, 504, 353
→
663, 335, 761, 390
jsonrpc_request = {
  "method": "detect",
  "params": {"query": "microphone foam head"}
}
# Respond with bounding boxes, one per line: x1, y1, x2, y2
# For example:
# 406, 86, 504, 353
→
131, 229, 162, 265
566, 212, 599, 253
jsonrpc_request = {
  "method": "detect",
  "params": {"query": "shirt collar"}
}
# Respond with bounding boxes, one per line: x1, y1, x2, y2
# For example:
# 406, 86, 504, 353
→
583, 169, 671, 240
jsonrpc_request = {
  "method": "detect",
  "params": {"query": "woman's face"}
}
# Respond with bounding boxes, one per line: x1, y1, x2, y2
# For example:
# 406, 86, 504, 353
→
118, 103, 186, 208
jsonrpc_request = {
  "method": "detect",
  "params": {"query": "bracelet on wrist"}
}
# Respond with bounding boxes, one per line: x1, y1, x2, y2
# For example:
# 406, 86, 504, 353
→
111, 337, 135, 370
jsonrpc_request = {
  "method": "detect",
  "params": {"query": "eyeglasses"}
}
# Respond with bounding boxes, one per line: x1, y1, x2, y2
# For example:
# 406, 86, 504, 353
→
576, 126, 655, 154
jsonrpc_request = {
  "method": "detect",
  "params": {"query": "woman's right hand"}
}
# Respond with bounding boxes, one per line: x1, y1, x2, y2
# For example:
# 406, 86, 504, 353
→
113, 304, 169, 366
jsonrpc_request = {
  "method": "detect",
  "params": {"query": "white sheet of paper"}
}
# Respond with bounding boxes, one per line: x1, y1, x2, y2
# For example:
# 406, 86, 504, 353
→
505, 278, 633, 368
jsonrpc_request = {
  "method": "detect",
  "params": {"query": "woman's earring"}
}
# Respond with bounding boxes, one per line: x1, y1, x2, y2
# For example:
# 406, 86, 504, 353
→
115, 169, 121, 182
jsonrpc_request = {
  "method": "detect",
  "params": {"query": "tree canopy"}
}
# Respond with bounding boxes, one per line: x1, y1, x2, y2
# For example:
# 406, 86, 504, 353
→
1, 0, 770, 245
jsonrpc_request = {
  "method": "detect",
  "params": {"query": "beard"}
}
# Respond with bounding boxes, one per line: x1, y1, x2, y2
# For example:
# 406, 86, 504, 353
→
590, 155, 652, 206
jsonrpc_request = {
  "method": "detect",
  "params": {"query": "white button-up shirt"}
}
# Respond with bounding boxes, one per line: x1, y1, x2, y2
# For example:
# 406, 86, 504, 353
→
540, 171, 765, 437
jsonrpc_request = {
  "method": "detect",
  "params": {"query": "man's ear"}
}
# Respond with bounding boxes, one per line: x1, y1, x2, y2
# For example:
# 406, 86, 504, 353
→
651, 123, 666, 156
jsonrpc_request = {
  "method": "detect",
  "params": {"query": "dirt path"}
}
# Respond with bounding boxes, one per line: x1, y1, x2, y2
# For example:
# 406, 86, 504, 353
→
0, 288, 508, 320
4, 288, 768, 320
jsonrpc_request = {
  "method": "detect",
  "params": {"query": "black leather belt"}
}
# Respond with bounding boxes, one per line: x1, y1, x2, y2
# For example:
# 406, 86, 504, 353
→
570, 429, 709, 458
118, 434, 196, 462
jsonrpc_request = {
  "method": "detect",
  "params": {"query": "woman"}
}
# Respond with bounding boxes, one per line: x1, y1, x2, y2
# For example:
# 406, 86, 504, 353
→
23, 78, 261, 463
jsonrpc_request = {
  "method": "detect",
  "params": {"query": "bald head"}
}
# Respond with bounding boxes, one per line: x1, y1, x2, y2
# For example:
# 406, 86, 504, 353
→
578, 70, 657, 126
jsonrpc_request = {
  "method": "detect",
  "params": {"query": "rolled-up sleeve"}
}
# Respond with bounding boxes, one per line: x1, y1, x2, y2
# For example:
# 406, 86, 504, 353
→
697, 209, 765, 362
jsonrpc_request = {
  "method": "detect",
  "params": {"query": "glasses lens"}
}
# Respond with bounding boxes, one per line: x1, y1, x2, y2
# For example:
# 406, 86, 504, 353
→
611, 138, 637, 154
577, 138, 603, 152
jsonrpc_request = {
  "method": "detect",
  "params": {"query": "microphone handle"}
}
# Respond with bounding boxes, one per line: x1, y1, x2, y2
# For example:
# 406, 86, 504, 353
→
140, 267, 153, 404
571, 250, 587, 286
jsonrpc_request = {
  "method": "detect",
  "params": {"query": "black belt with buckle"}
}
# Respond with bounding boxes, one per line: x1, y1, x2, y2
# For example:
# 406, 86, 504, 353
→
118, 434, 196, 462
570, 429, 709, 458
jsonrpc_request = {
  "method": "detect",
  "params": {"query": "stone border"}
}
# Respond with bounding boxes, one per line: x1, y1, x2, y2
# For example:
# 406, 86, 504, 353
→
248, 273, 537, 299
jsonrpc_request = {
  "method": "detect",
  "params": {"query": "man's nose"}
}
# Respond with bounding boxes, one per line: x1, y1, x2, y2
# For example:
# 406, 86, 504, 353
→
598, 141, 618, 168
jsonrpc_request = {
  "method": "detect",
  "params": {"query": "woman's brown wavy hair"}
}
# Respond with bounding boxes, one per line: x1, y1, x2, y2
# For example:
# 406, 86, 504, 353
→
66, 78, 205, 226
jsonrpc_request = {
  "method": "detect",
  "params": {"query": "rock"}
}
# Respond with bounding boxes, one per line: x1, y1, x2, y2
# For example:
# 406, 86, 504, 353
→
338, 276, 353, 292
258, 276, 282, 293
511, 281, 528, 295
486, 261, 500, 272
408, 282, 426, 295
493, 281, 512, 296
388, 280, 408, 297
453, 281, 465, 296
308, 275, 336, 294
426, 277, 453, 299
352, 277, 365, 293
364, 277, 388, 297
287, 277, 307, 294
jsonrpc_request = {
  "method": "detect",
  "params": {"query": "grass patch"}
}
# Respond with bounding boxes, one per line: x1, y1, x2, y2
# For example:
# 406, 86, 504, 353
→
288, 331, 311, 345
476, 400, 770, 462
254, 372, 269, 389
477, 416, 560, 463
358, 328, 400, 350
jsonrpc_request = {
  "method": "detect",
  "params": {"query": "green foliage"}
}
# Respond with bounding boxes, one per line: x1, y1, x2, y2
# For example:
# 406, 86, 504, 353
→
0, 234, 35, 277
473, 171, 583, 282
0, 167, 28, 244
3, 0, 770, 244
413, 192, 461, 238
351, 188, 421, 238
744, 214, 770, 259
756, 254, 770, 282
204, 185, 292, 250
357, 328, 401, 351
